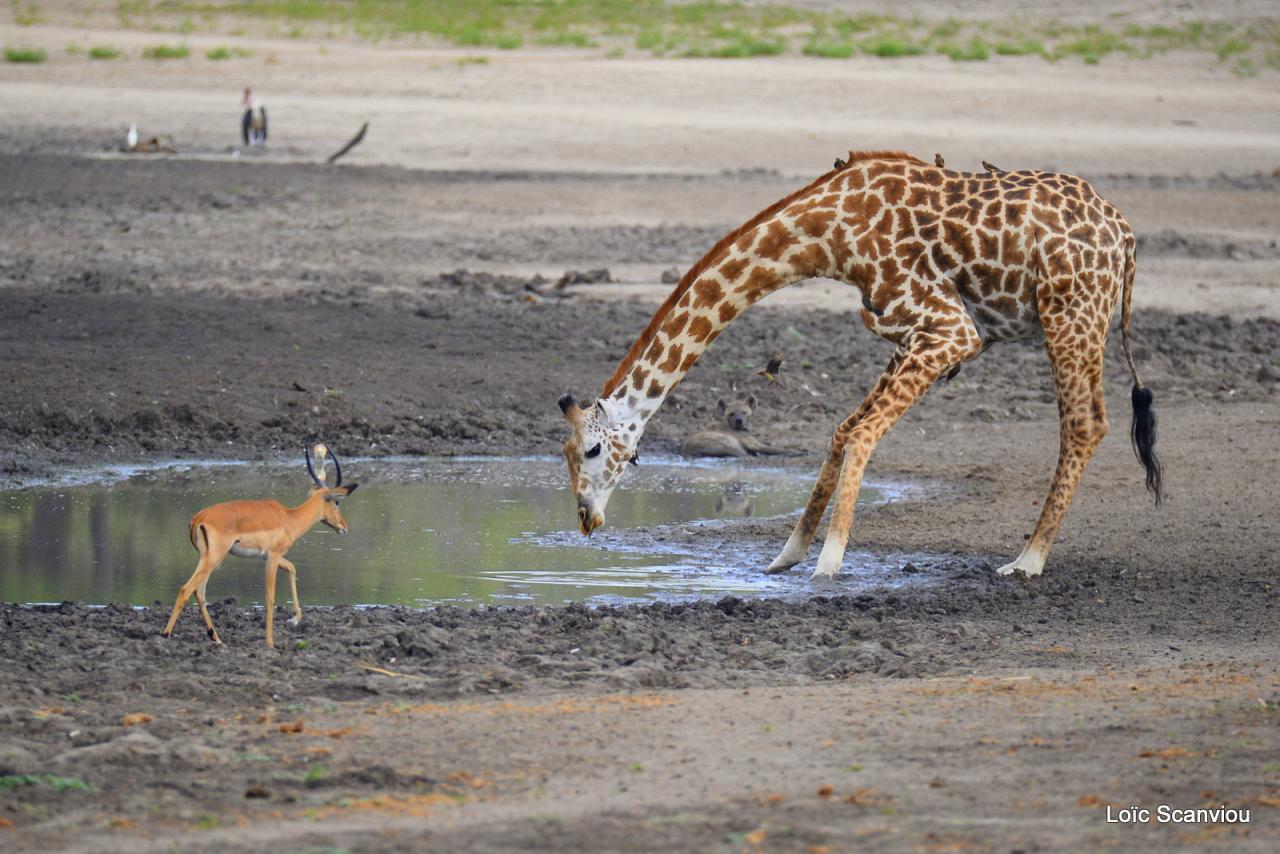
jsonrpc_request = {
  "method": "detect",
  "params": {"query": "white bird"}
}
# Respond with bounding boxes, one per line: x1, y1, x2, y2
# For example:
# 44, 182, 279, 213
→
126, 123, 138, 150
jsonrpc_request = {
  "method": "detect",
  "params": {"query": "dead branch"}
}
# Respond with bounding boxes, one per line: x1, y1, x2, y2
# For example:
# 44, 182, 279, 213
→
326, 122, 369, 165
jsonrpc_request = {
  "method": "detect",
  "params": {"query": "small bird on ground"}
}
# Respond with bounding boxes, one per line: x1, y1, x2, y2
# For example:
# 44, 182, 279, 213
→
982, 159, 1003, 172
126, 123, 138, 150
241, 88, 268, 147
934, 153, 945, 168
756, 351, 785, 386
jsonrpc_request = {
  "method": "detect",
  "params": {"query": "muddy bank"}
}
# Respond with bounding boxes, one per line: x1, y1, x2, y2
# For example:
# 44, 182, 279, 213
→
3, 543, 1274, 705
2, 282, 1278, 479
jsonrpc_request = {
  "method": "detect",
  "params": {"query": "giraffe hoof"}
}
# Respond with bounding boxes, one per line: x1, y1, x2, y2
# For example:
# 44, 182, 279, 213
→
287, 617, 301, 628
995, 557, 1045, 578
764, 559, 797, 575
811, 555, 843, 580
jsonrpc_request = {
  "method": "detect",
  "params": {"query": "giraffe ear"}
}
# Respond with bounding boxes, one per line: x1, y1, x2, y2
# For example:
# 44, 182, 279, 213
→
559, 393, 584, 424
594, 399, 617, 427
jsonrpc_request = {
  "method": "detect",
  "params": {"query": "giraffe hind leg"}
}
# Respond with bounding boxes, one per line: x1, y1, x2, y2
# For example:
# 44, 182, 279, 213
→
998, 282, 1112, 577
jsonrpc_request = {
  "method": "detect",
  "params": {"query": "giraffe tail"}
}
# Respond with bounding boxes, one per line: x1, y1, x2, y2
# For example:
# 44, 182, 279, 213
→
1119, 233, 1162, 506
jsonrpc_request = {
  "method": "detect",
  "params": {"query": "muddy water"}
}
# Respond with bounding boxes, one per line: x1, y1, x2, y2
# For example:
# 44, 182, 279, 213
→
0, 457, 920, 607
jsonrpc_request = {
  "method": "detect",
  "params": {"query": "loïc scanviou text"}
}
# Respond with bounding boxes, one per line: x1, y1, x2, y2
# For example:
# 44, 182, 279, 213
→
1106, 804, 1251, 824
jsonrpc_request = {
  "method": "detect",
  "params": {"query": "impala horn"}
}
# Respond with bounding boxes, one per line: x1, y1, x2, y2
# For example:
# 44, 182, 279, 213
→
305, 444, 326, 487
329, 448, 343, 488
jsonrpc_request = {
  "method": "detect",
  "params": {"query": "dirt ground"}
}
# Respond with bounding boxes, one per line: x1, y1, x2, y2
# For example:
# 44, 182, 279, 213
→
2, 6, 1280, 851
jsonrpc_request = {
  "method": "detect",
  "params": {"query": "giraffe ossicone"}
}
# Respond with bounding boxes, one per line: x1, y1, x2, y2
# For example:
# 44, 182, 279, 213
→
559, 150, 1162, 577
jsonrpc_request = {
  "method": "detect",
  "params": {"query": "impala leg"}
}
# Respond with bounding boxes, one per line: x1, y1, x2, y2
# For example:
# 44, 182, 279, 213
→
264, 554, 280, 648
997, 301, 1110, 578
163, 551, 223, 638
766, 357, 903, 573
277, 556, 303, 627
194, 580, 222, 645
815, 325, 981, 579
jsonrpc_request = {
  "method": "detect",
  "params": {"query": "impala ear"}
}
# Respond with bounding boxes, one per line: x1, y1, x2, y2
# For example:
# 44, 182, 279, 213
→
717, 399, 727, 414
746, 394, 758, 410
324, 483, 357, 501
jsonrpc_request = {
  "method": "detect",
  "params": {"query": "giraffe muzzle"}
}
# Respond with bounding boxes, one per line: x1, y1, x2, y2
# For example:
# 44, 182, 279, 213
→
576, 502, 604, 536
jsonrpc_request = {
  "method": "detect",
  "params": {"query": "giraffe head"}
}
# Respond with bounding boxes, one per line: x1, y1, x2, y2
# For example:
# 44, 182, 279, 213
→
558, 393, 638, 536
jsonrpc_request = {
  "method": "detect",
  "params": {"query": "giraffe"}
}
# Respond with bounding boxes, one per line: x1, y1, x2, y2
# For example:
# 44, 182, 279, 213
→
558, 150, 1162, 579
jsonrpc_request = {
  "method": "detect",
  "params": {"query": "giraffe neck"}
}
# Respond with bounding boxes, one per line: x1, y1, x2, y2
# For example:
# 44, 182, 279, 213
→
601, 225, 833, 431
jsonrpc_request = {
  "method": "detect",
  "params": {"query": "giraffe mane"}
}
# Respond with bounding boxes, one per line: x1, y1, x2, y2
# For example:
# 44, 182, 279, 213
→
601, 151, 925, 398
840, 150, 928, 167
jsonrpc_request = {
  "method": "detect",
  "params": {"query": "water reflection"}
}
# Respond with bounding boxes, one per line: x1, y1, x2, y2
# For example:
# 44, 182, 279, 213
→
0, 457, 899, 608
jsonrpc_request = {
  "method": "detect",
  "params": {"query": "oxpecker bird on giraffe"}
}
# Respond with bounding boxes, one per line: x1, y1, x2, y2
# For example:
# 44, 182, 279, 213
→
558, 150, 1161, 579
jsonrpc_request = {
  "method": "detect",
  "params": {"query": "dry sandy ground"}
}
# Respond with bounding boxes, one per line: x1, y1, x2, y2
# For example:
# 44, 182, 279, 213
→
2, 9, 1280, 852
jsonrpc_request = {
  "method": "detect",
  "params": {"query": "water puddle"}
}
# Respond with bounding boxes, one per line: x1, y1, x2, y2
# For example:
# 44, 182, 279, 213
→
0, 456, 933, 608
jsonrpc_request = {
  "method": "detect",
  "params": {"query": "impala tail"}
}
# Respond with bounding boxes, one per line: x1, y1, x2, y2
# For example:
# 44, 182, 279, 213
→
1120, 233, 1162, 505
188, 518, 211, 554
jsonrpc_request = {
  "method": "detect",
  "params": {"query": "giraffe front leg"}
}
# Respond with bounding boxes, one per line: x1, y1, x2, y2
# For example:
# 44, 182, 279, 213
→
814, 437, 874, 579
766, 453, 840, 573
766, 361, 903, 574
814, 327, 976, 579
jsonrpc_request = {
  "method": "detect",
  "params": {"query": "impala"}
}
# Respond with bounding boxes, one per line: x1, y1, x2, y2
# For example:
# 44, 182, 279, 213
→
161, 445, 358, 647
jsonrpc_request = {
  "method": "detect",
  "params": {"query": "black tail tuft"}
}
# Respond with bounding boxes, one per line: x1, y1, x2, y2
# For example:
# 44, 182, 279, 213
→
1130, 384, 1162, 505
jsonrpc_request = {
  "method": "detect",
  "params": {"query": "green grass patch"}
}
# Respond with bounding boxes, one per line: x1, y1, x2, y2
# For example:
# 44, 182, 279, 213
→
1050, 26, 1132, 64
831, 13, 894, 38
939, 38, 989, 61
142, 43, 189, 59
1216, 37, 1249, 60
0, 774, 93, 792
538, 30, 595, 48
86, 2, 1280, 74
88, 44, 122, 59
709, 36, 784, 58
4, 46, 47, 63
203, 44, 253, 59
634, 28, 662, 50
455, 55, 488, 65
994, 38, 1043, 56
803, 40, 856, 59
861, 35, 924, 58
12, 0, 40, 26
